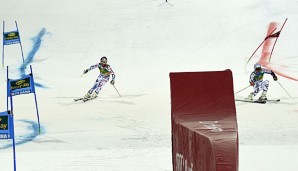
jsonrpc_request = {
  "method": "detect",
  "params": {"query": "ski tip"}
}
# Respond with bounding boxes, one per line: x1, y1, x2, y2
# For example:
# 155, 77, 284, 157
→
235, 99, 266, 104
74, 98, 84, 102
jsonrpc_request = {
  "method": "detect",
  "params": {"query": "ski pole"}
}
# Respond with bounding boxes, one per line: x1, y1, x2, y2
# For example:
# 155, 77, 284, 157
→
235, 85, 250, 94
276, 80, 292, 98
113, 85, 122, 97
81, 71, 87, 77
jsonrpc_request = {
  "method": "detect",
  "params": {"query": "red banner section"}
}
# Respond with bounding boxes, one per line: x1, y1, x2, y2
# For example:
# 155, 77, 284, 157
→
170, 70, 238, 171
259, 19, 298, 81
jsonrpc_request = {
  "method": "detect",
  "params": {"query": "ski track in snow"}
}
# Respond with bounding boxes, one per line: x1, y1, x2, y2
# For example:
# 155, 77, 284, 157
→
19, 28, 48, 88
0, 120, 44, 149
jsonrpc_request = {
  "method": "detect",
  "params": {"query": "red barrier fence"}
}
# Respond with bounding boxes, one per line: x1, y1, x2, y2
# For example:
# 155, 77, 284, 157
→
170, 70, 238, 171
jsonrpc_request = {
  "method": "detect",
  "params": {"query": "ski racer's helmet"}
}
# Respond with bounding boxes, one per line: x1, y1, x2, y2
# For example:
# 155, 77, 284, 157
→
254, 63, 262, 73
100, 56, 107, 64
254, 63, 261, 70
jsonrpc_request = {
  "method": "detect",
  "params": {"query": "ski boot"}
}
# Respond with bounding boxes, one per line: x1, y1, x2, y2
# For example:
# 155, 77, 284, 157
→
83, 91, 92, 100
91, 92, 98, 99
245, 93, 254, 101
258, 91, 267, 101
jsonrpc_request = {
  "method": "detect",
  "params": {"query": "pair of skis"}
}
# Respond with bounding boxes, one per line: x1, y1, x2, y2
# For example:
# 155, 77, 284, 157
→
74, 96, 97, 102
235, 99, 280, 104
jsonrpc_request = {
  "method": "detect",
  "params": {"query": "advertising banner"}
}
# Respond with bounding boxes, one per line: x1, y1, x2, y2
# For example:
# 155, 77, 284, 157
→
2, 21, 25, 67
3, 31, 20, 45
0, 111, 14, 139
7, 65, 41, 135
8, 75, 35, 96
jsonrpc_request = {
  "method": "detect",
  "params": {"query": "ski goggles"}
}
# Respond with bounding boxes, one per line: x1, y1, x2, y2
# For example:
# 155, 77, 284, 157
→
101, 59, 107, 64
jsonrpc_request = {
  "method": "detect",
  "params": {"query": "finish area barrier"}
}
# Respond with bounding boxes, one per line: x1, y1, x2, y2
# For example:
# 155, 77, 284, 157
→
170, 70, 238, 171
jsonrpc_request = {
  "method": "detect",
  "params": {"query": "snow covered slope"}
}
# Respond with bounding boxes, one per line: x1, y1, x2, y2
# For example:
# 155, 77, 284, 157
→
0, 0, 297, 170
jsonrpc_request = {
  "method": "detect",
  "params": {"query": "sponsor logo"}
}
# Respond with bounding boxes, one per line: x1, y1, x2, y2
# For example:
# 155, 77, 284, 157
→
0, 124, 8, 130
0, 115, 8, 130
10, 77, 31, 91
11, 90, 31, 96
4, 31, 19, 41
176, 153, 193, 171
4, 41, 20, 45
15, 80, 26, 85
0, 134, 8, 139
8, 32, 16, 37
199, 121, 222, 132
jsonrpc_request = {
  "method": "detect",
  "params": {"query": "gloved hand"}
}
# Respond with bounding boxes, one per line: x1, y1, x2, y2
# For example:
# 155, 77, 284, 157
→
110, 80, 115, 85
273, 76, 278, 81
83, 69, 89, 74
250, 81, 255, 86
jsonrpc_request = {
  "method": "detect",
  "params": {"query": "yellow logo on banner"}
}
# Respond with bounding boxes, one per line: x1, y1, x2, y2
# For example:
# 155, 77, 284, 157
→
0, 124, 7, 129
0, 116, 8, 130
11, 78, 30, 90
8, 32, 16, 37
16, 80, 26, 86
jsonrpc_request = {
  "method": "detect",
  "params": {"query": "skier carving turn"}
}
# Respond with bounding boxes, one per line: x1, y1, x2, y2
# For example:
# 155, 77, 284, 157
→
82, 56, 115, 101
245, 63, 278, 101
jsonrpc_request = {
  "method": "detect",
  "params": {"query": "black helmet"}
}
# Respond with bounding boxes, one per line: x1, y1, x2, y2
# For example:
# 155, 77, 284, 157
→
100, 56, 107, 63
